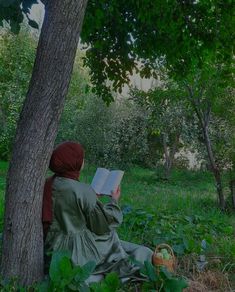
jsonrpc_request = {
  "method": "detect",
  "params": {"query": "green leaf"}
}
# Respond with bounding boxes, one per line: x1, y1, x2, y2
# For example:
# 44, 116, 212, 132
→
49, 250, 71, 284
28, 19, 39, 29
0, 0, 16, 7
160, 266, 173, 280
73, 261, 95, 283
36, 279, 50, 292
78, 282, 91, 292
10, 20, 21, 34
143, 261, 157, 282
59, 256, 73, 282
164, 277, 188, 292
104, 272, 120, 290
172, 244, 185, 255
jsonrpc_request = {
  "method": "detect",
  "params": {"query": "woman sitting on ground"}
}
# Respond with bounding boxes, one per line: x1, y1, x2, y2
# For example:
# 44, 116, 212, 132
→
42, 141, 153, 281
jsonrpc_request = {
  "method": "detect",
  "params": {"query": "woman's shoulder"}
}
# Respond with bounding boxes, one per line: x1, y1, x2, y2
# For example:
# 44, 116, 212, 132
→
54, 177, 93, 192
66, 179, 96, 197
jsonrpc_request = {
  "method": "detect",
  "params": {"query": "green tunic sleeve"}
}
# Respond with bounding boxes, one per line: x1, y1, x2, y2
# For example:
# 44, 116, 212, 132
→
76, 185, 123, 235
86, 199, 123, 235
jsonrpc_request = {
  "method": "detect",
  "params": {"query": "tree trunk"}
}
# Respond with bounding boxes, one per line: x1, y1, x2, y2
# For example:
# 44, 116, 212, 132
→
162, 133, 179, 179
1, 0, 88, 285
203, 127, 225, 209
230, 179, 235, 209
162, 133, 171, 179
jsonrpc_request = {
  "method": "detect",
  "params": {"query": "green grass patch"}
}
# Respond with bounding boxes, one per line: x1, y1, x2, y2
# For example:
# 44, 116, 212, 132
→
0, 161, 234, 286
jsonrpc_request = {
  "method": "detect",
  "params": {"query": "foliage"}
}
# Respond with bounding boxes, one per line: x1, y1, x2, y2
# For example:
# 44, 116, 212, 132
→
0, 163, 234, 288
89, 273, 120, 292
0, 30, 89, 160
119, 166, 235, 265
130, 85, 191, 174
82, 0, 234, 101
141, 263, 188, 292
1, 1, 234, 103
0, 0, 39, 33
120, 205, 234, 259
0, 30, 36, 159
57, 95, 149, 168
37, 251, 96, 291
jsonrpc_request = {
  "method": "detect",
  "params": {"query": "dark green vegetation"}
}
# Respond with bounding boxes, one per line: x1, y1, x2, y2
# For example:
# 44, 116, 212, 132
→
0, 162, 234, 290
0, 0, 234, 287
1, 1, 234, 102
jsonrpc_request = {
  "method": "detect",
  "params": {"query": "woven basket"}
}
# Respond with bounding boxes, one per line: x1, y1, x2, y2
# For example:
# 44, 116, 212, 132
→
152, 243, 176, 272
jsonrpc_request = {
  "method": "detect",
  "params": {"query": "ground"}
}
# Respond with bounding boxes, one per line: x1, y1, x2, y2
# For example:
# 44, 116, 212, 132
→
0, 161, 234, 291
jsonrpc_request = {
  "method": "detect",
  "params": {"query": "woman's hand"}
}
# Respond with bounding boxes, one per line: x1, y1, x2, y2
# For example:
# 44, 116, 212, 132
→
111, 186, 121, 202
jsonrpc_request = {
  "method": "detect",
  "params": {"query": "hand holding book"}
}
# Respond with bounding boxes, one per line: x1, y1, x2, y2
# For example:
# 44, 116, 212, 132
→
111, 185, 121, 201
91, 168, 124, 196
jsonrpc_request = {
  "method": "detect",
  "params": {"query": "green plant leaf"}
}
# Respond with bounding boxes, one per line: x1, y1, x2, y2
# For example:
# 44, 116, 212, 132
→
73, 261, 96, 283
172, 244, 185, 255
49, 250, 71, 284
164, 277, 188, 292
59, 256, 73, 282
28, 19, 39, 29
36, 279, 50, 292
104, 272, 120, 290
144, 261, 157, 282
0, 0, 16, 7
160, 266, 173, 280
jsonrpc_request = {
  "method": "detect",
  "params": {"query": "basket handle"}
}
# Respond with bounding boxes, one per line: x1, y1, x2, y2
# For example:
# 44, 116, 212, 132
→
154, 243, 175, 259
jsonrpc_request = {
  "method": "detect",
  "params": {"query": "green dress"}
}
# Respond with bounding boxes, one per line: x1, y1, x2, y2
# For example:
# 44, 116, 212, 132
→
45, 177, 153, 280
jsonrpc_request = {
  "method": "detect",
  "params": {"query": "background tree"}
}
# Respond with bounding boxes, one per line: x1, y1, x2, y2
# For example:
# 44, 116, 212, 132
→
131, 86, 189, 179
0, 30, 36, 159
182, 61, 234, 209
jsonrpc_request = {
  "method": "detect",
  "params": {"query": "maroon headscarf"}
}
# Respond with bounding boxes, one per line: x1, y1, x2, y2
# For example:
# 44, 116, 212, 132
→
42, 142, 84, 238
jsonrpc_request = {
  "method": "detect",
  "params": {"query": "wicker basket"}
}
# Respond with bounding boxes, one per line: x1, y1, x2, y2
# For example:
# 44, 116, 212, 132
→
152, 243, 176, 272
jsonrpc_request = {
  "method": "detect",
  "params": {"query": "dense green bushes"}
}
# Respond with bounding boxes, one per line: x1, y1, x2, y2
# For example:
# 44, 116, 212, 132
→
0, 30, 36, 159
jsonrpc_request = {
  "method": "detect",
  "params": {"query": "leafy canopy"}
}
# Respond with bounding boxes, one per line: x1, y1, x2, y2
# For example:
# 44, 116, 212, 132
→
82, 0, 234, 102
1, 0, 234, 102
0, 0, 39, 33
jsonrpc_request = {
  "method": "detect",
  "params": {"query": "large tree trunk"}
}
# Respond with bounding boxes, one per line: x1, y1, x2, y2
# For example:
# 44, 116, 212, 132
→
1, 0, 88, 285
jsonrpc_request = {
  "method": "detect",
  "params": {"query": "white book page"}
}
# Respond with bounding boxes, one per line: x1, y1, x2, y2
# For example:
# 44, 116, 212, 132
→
100, 170, 124, 195
91, 168, 110, 194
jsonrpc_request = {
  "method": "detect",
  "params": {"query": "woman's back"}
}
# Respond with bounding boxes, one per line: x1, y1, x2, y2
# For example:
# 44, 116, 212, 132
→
52, 177, 93, 234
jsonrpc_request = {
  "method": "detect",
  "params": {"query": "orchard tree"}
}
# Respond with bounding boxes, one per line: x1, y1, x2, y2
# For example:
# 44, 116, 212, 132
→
130, 86, 187, 179
182, 61, 234, 210
0, 0, 234, 285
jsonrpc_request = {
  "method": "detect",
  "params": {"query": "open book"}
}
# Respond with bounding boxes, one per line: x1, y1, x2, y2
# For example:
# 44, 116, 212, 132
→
91, 168, 124, 196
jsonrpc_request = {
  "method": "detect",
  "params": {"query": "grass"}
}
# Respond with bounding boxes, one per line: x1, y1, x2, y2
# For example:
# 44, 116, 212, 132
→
0, 161, 234, 290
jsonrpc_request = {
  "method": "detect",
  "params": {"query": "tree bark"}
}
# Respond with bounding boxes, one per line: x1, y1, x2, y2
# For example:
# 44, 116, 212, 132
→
230, 179, 235, 209
162, 133, 179, 179
1, 0, 88, 285
203, 127, 225, 210
162, 133, 171, 179
186, 85, 225, 210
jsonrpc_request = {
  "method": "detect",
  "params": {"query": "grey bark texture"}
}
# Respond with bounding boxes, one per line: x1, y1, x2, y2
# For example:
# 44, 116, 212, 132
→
186, 85, 225, 210
1, 0, 88, 285
230, 179, 235, 209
